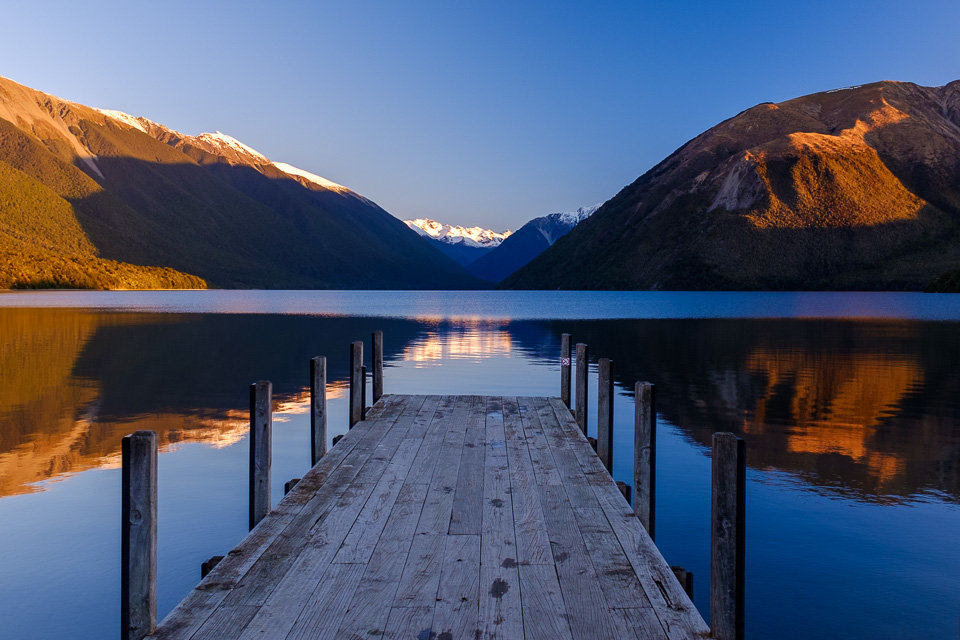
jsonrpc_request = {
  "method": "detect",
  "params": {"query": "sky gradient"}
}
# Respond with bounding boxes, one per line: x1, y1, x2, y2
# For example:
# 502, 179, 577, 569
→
3, 0, 959, 230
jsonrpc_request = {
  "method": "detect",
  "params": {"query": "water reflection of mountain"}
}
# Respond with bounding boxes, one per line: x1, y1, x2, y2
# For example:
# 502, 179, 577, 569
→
531, 319, 960, 503
4, 311, 959, 503
0, 310, 425, 497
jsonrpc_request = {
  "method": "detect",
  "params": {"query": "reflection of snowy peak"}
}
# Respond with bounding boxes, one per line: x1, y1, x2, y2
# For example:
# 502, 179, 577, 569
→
404, 218, 512, 248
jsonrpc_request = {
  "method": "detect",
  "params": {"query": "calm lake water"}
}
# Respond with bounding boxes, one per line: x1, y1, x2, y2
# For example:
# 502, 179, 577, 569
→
0, 291, 958, 639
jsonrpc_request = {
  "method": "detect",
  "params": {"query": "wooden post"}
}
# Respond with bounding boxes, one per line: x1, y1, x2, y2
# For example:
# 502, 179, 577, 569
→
361, 365, 368, 421
597, 358, 614, 472
372, 330, 384, 403
671, 566, 694, 599
249, 381, 272, 530
349, 341, 363, 428
711, 432, 745, 640
332, 434, 344, 446
560, 333, 572, 409
633, 382, 656, 539
284, 478, 300, 495
121, 430, 157, 640
200, 556, 224, 579
310, 356, 327, 467
575, 343, 588, 433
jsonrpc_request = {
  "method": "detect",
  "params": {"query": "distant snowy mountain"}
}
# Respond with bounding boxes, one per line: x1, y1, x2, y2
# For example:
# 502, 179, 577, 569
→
404, 218, 512, 266
404, 219, 511, 248
468, 204, 602, 283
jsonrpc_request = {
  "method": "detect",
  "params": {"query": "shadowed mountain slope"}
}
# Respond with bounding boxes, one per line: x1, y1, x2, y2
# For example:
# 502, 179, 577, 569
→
504, 80, 960, 290
0, 76, 477, 289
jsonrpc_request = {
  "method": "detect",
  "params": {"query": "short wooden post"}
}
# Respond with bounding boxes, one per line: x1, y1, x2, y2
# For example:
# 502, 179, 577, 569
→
575, 343, 588, 433
249, 381, 272, 530
121, 430, 157, 640
349, 341, 363, 428
597, 357, 614, 472
310, 356, 327, 467
284, 478, 300, 495
361, 365, 368, 421
616, 481, 632, 503
332, 434, 344, 446
372, 330, 384, 403
711, 432, 745, 640
560, 333, 572, 408
633, 382, 656, 539
671, 566, 694, 599
200, 555, 224, 579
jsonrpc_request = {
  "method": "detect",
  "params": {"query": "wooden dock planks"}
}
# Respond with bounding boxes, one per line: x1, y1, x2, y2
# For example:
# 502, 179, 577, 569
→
148, 394, 708, 640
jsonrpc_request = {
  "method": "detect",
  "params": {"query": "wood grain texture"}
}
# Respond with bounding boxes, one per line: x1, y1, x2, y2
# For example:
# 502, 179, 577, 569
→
634, 382, 656, 538
249, 381, 272, 531
310, 356, 326, 466
122, 430, 157, 640
372, 330, 384, 403
150, 394, 707, 640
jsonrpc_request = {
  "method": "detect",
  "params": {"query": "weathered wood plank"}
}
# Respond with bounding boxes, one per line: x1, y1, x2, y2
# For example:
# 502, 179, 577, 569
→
502, 397, 552, 565
152, 394, 709, 640
335, 482, 431, 639
517, 564, 574, 640
449, 396, 486, 534
516, 397, 562, 487
432, 534, 481, 640
284, 562, 367, 640
537, 484, 619, 640
382, 606, 434, 640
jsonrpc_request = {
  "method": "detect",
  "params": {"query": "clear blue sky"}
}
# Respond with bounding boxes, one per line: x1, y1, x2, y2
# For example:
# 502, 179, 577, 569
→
3, 0, 959, 230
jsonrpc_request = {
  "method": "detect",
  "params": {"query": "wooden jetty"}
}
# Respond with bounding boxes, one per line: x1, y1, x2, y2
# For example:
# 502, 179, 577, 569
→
122, 332, 744, 640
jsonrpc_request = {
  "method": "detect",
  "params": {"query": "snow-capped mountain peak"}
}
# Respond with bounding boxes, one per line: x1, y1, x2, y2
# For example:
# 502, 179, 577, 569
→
193, 131, 270, 164
404, 219, 512, 248
550, 203, 602, 226
95, 108, 151, 133
272, 162, 351, 193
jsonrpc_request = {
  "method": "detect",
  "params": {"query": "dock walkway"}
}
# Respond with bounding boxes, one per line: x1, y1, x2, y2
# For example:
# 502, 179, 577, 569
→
149, 394, 708, 639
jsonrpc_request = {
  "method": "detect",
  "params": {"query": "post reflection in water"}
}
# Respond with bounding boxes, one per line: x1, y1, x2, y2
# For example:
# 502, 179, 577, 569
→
0, 307, 958, 639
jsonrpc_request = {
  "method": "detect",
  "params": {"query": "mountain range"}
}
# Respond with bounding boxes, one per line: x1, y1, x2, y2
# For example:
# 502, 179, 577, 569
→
403, 218, 512, 267
0, 75, 476, 289
4, 76, 960, 291
505, 80, 960, 290
404, 206, 598, 282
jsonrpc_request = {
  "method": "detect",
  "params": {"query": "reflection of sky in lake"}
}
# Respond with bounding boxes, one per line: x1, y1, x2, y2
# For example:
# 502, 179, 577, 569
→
0, 292, 958, 639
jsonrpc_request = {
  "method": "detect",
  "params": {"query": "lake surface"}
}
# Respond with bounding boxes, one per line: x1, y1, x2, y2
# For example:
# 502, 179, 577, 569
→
0, 291, 958, 639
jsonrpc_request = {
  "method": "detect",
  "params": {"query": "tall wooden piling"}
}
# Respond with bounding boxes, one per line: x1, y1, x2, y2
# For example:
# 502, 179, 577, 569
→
372, 330, 384, 403
597, 358, 614, 472
310, 356, 327, 466
711, 432, 745, 640
361, 365, 368, 421
575, 343, 588, 433
121, 430, 157, 640
634, 381, 656, 539
249, 381, 272, 530
349, 341, 363, 428
560, 333, 572, 408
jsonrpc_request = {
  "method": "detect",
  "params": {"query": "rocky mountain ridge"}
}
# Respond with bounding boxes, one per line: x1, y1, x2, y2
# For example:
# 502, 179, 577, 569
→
505, 80, 960, 290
